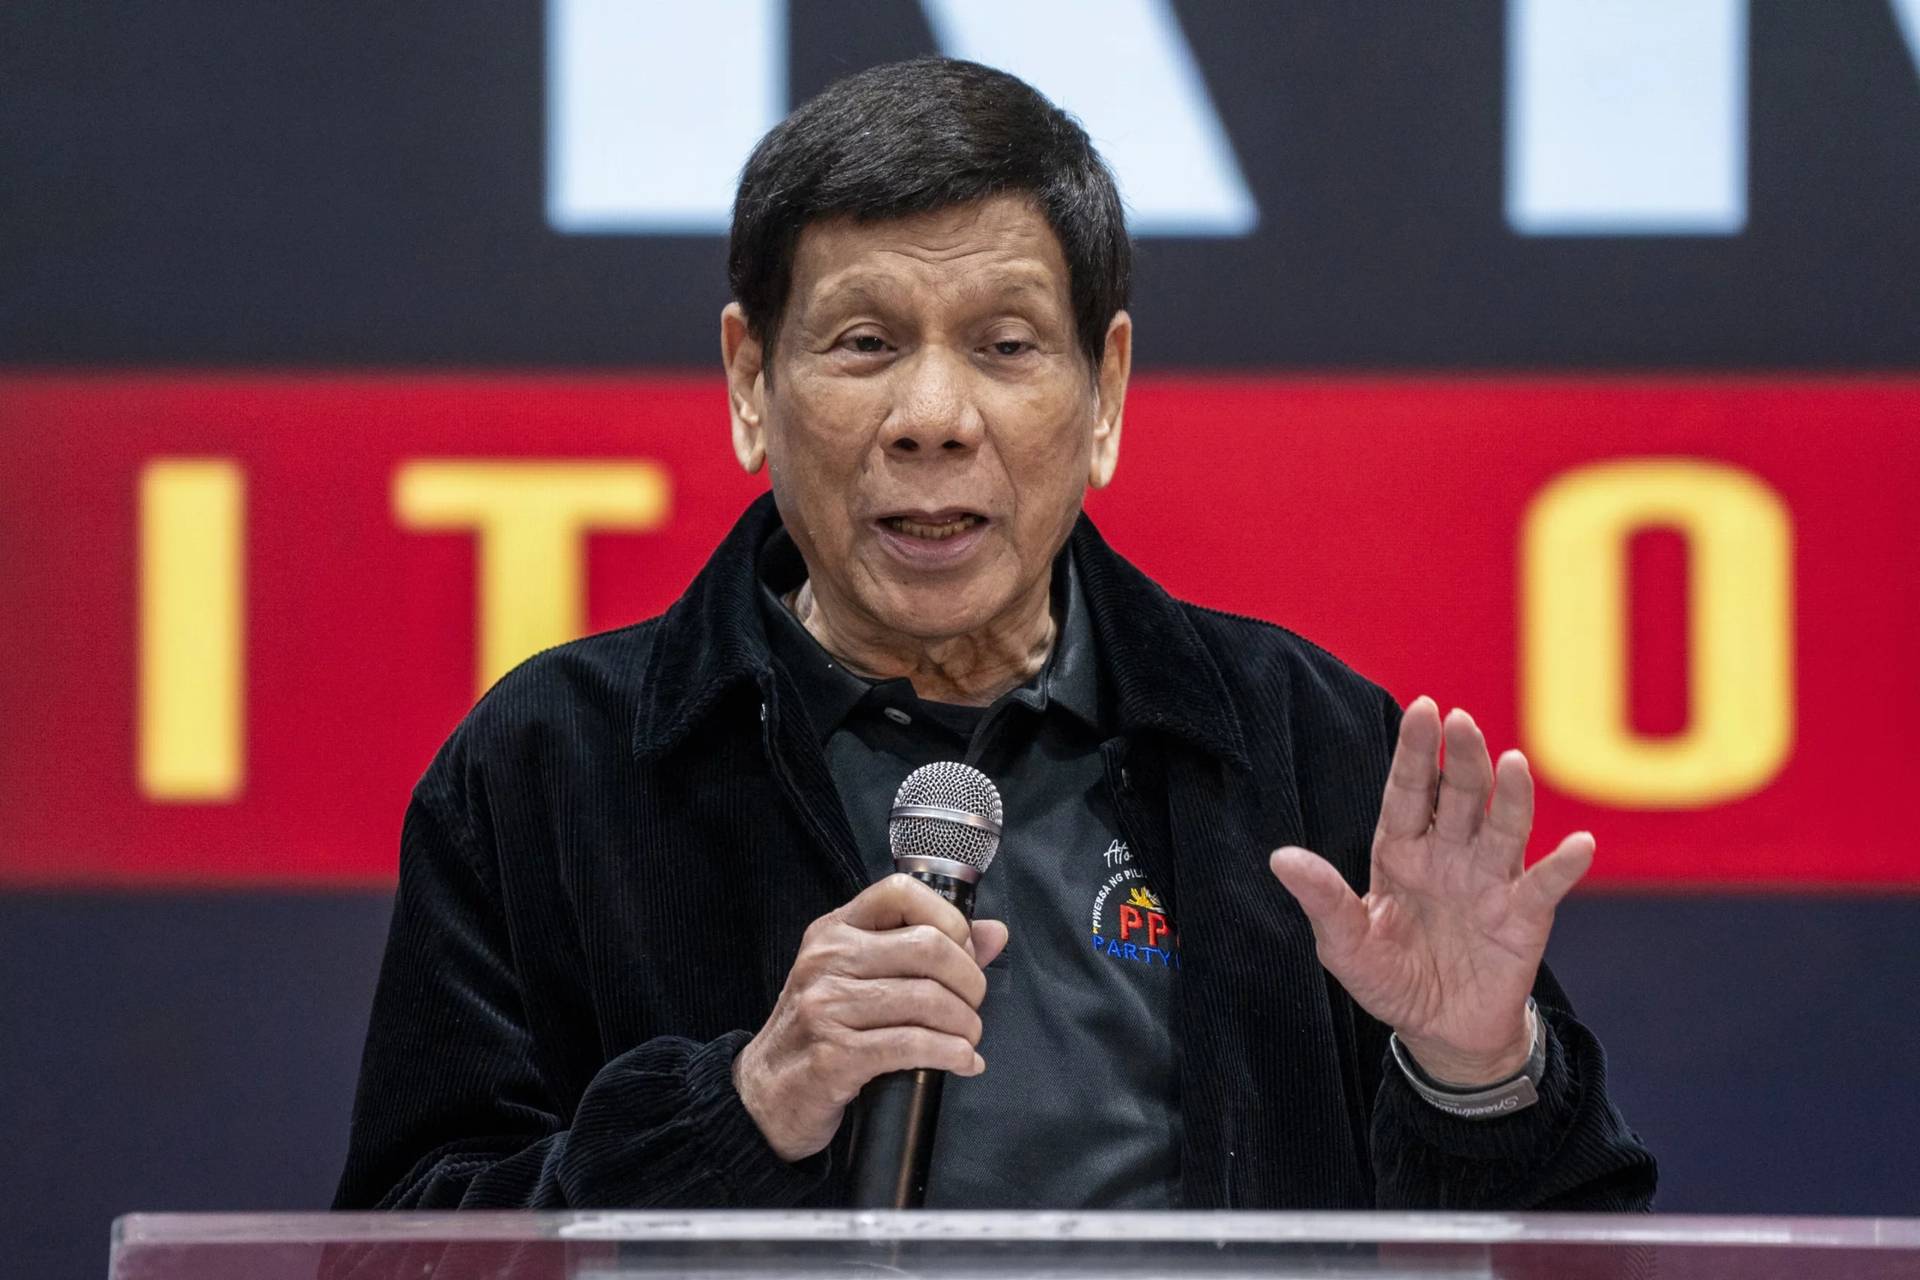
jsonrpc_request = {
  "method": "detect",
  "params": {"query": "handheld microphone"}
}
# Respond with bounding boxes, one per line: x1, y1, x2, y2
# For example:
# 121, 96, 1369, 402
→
845, 761, 1003, 1209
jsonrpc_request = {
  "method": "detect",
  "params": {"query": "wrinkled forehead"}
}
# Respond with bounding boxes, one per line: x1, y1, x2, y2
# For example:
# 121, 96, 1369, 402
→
785, 195, 1073, 319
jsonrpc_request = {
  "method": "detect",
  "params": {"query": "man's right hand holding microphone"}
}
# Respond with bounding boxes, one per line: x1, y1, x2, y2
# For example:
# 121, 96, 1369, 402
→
732, 873, 1009, 1162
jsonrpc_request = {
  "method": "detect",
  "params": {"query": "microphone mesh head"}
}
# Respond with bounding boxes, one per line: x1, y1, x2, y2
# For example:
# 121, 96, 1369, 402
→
888, 762, 1003, 874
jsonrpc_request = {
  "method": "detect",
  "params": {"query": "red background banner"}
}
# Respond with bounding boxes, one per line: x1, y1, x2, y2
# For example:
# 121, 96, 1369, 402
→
3, 373, 1915, 887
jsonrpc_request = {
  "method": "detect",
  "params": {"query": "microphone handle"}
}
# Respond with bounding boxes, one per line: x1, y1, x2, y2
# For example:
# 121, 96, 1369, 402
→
844, 867, 978, 1208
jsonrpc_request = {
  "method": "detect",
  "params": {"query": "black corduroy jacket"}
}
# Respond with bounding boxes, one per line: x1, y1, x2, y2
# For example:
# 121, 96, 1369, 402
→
334, 493, 1656, 1212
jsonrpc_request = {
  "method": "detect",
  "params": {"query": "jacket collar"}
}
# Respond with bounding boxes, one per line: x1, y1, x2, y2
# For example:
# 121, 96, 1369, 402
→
632, 492, 1249, 769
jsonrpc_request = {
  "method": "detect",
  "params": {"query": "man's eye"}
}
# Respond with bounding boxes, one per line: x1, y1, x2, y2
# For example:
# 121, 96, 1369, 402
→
844, 334, 888, 354
989, 339, 1031, 357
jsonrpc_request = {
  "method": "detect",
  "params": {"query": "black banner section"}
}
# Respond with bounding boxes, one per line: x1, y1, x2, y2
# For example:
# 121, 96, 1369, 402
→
5, 1, 1919, 369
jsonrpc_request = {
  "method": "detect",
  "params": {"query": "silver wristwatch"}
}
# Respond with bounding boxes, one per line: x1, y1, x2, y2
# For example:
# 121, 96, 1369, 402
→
1389, 997, 1546, 1120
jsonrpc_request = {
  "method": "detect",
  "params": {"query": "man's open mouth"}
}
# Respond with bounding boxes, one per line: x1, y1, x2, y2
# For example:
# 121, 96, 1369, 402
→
879, 513, 985, 541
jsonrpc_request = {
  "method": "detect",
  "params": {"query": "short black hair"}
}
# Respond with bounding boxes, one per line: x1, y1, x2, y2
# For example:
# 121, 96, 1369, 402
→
728, 57, 1131, 371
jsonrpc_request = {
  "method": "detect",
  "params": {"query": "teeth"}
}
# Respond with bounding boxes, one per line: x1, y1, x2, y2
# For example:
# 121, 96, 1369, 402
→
888, 515, 979, 540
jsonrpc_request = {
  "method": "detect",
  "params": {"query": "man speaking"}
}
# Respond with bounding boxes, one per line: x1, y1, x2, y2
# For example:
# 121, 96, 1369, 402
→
334, 58, 1655, 1211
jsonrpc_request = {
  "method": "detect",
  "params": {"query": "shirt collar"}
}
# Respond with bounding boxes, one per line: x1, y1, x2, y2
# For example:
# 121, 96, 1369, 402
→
754, 526, 1104, 743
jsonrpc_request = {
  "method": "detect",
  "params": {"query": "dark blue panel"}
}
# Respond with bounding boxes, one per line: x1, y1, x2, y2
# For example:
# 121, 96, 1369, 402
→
3, 892, 1918, 1280
0, 894, 392, 1280
1546, 894, 1920, 1215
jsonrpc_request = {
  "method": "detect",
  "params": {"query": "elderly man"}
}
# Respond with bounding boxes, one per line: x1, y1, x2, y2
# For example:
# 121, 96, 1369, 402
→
335, 58, 1654, 1212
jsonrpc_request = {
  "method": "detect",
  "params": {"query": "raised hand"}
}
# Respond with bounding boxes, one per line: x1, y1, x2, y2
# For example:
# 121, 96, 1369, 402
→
1268, 696, 1593, 1084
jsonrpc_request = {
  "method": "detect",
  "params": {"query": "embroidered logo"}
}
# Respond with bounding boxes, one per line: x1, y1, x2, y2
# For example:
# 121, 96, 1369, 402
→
1088, 841, 1179, 969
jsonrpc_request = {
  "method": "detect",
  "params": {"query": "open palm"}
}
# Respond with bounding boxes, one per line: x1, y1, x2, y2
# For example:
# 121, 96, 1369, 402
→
1269, 697, 1593, 1083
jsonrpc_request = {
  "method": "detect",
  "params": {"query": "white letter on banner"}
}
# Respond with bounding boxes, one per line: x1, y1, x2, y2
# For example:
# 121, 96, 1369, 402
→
547, 0, 785, 232
1895, 0, 1920, 73
918, 0, 1256, 235
546, 0, 1255, 236
1506, 0, 1747, 235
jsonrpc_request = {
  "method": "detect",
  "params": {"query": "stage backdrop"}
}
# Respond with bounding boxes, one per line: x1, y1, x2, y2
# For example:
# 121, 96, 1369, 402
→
4, 4, 1919, 1278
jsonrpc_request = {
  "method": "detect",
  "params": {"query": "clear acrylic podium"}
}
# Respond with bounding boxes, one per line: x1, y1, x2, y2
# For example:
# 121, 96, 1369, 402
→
108, 1211, 1920, 1280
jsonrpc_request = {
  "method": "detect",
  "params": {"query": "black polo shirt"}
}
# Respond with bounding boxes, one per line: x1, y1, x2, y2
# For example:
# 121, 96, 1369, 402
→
757, 531, 1182, 1208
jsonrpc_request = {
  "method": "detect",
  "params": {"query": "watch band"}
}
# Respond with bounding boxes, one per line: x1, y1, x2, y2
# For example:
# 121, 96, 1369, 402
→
1389, 997, 1546, 1120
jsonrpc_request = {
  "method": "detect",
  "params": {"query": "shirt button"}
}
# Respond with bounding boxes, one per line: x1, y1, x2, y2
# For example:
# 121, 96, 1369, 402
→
759, 703, 768, 723
883, 707, 912, 726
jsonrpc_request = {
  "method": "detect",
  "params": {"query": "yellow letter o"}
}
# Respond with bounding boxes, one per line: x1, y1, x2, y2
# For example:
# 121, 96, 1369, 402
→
1521, 458, 1793, 808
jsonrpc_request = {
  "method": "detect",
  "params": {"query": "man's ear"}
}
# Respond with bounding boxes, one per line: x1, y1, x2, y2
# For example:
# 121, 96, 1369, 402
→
721, 302, 767, 475
1088, 310, 1132, 490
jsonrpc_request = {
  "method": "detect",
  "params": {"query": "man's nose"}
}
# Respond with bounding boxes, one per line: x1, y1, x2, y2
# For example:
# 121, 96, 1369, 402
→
883, 347, 984, 455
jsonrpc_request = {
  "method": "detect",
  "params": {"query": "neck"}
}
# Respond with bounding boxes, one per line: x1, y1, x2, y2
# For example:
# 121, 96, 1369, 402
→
787, 578, 1056, 707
